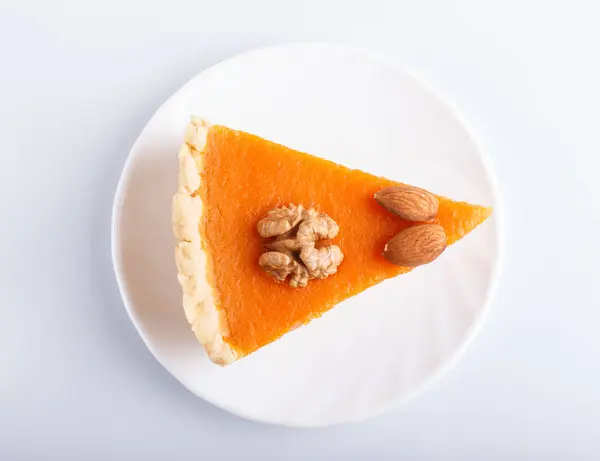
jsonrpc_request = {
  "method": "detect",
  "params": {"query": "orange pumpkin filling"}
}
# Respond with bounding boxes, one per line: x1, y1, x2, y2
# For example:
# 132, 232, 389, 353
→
198, 125, 492, 357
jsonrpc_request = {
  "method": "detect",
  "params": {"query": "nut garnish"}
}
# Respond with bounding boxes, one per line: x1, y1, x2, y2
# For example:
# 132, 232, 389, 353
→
374, 185, 439, 222
257, 204, 344, 287
257, 205, 306, 238
383, 224, 446, 267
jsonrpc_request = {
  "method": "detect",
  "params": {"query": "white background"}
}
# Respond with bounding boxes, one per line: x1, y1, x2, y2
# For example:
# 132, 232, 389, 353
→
0, 1, 597, 459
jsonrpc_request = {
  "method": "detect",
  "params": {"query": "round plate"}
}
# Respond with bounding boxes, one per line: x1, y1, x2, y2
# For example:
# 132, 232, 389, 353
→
112, 43, 502, 426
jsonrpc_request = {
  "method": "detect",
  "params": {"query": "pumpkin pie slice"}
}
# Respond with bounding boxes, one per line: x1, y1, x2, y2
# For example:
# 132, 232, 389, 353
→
173, 117, 492, 365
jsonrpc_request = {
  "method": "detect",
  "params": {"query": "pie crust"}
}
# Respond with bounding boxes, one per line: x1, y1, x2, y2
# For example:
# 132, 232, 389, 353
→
172, 117, 238, 365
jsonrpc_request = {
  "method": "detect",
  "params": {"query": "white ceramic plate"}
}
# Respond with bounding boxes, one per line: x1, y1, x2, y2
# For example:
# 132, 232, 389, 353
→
112, 43, 502, 426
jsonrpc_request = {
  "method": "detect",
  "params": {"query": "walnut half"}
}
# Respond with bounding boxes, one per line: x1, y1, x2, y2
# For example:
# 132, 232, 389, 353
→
257, 204, 344, 288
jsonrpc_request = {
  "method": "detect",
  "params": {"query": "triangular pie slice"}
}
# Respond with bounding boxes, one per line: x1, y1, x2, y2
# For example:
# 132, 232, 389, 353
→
173, 117, 492, 365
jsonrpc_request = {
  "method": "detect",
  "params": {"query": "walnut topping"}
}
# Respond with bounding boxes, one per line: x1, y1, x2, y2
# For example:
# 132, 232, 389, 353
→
256, 204, 307, 238
257, 205, 344, 287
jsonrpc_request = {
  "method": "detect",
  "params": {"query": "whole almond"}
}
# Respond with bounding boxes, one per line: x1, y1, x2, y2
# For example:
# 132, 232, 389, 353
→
383, 224, 446, 267
374, 185, 439, 221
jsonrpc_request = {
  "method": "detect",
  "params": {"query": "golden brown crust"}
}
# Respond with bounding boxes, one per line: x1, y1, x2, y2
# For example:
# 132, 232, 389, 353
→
172, 117, 238, 365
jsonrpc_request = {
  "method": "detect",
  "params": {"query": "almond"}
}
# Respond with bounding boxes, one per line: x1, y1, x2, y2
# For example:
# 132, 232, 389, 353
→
374, 185, 439, 222
383, 224, 446, 267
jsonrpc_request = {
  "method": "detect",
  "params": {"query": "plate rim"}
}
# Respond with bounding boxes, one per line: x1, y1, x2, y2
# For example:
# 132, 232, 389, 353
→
111, 41, 504, 427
